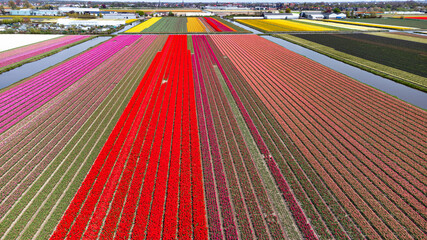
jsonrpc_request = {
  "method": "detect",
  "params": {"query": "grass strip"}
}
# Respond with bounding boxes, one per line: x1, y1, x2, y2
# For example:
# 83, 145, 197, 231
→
366, 32, 427, 44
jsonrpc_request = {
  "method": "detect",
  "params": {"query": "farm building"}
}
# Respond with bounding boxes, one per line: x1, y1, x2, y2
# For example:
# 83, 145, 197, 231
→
323, 13, 347, 19
57, 18, 125, 26
301, 11, 325, 19
10, 9, 61, 16
58, 7, 100, 14
10, 9, 32, 16
102, 13, 137, 20
264, 13, 299, 19
177, 12, 214, 17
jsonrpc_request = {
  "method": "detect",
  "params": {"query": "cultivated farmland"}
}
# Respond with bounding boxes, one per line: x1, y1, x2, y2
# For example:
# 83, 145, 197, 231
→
325, 19, 418, 30
0, 32, 425, 240
0, 34, 63, 52
126, 17, 246, 33
237, 19, 336, 32
343, 17, 427, 29
0, 35, 92, 73
282, 33, 427, 90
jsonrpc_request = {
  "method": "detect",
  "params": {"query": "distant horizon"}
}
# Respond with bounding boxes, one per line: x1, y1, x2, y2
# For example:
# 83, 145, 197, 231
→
58, 0, 427, 3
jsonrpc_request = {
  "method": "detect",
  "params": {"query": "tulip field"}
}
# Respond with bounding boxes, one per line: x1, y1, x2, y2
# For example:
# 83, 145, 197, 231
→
126, 17, 246, 33
0, 35, 91, 73
0, 33, 425, 239
237, 19, 337, 32
325, 19, 416, 30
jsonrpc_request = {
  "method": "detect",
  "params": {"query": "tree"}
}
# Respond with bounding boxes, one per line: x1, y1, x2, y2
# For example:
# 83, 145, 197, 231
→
15, 0, 21, 6
0, 5, 5, 15
168, 11, 174, 16
285, 8, 291, 13
333, 7, 341, 14
23, 0, 32, 8
136, 10, 145, 16
8, 0, 17, 9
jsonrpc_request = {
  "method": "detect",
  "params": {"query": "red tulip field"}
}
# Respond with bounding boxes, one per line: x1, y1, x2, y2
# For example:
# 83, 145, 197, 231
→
0, 34, 425, 239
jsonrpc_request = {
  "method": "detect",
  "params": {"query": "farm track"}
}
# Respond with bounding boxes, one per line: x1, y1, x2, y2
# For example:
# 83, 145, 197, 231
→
211, 35, 426, 239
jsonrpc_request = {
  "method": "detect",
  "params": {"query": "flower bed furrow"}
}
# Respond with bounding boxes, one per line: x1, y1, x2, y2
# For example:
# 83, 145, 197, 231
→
192, 53, 223, 239
194, 35, 255, 239
193, 36, 239, 239
198, 35, 292, 239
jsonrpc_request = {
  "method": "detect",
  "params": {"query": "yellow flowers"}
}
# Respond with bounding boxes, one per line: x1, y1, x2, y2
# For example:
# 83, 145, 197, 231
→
296, 19, 382, 31
125, 19, 138, 24
237, 19, 336, 32
125, 17, 162, 33
187, 17, 206, 32
325, 20, 416, 30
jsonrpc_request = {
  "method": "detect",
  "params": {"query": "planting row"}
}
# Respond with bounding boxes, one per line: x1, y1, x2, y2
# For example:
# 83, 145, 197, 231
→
291, 33, 427, 80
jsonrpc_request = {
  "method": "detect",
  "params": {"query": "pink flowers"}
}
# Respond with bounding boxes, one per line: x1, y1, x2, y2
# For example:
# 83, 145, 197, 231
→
0, 36, 90, 68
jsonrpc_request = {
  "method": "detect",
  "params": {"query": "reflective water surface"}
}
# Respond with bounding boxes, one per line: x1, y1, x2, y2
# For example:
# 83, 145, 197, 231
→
0, 36, 111, 90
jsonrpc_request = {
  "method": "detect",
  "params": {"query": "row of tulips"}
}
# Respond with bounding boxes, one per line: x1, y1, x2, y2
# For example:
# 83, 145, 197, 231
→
193, 34, 290, 239
205, 17, 235, 32
192, 35, 239, 239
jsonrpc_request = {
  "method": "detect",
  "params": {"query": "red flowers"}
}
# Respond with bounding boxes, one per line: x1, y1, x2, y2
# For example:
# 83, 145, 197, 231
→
51, 35, 207, 240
